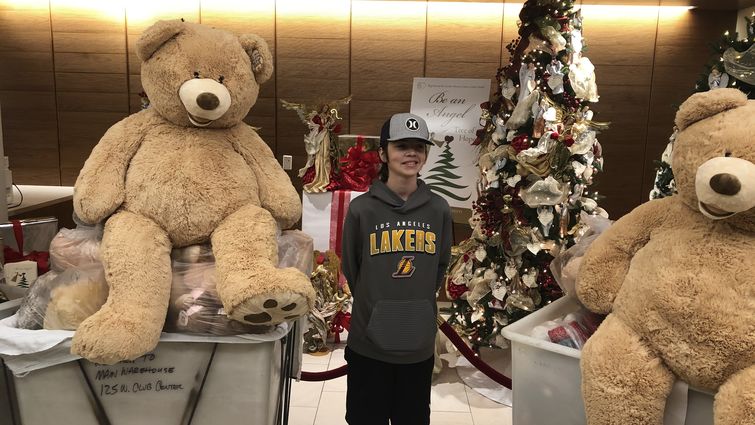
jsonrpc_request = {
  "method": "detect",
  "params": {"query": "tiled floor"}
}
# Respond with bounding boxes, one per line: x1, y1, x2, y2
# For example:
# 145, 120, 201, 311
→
288, 345, 513, 425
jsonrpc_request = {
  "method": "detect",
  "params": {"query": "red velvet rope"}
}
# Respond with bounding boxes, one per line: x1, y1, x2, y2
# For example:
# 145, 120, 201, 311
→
300, 365, 348, 382
437, 319, 512, 389
298, 318, 512, 389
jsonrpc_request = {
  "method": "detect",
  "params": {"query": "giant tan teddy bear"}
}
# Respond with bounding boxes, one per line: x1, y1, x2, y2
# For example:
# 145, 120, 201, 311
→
576, 88, 755, 425
72, 20, 315, 364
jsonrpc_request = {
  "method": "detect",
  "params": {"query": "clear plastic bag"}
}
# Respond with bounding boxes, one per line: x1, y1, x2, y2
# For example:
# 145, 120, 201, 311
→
166, 248, 267, 336
550, 212, 612, 296
17, 227, 315, 335
15, 271, 59, 329
166, 230, 314, 336
278, 230, 314, 275
16, 264, 108, 330
49, 225, 102, 272
44, 265, 108, 330
14, 224, 106, 330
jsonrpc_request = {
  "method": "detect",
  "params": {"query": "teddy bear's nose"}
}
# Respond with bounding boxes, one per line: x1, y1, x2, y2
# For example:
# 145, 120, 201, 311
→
709, 173, 741, 196
196, 92, 220, 110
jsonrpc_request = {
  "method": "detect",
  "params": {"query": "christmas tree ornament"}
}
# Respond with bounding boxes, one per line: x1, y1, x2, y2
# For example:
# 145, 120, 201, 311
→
303, 250, 351, 353
708, 68, 730, 89
546, 61, 565, 95
541, 25, 567, 53
568, 56, 599, 102
723, 44, 755, 85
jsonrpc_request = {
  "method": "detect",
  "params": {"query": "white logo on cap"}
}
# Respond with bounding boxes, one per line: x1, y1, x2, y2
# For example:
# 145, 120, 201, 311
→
405, 118, 420, 131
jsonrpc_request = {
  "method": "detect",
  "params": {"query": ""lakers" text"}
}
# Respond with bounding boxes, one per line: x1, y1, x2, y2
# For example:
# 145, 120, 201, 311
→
369, 230, 436, 255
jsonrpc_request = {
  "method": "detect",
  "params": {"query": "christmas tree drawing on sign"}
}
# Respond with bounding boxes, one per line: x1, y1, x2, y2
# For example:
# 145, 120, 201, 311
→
424, 135, 471, 202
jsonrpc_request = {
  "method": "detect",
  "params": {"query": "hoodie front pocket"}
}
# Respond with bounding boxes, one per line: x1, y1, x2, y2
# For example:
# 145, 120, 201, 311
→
366, 299, 436, 353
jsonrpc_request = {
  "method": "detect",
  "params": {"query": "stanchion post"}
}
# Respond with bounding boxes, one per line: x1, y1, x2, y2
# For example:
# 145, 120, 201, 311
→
277, 320, 298, 425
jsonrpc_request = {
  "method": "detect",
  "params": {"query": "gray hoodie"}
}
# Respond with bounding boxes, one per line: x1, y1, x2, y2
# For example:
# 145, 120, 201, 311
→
341, 179, 452, 364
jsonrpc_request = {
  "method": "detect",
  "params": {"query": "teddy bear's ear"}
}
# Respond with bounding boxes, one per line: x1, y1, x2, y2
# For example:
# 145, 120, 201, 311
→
136, 19, 184, 62
238, 34, 273, 84
675, 88, 747, 130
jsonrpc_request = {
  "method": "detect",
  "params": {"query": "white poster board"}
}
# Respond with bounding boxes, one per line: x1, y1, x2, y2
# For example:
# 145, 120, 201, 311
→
410, 78, 491, 210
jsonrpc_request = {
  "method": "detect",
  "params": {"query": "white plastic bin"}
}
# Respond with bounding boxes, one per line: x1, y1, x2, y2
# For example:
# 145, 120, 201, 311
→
0, 300, 288, 425
501, 296, 714, 425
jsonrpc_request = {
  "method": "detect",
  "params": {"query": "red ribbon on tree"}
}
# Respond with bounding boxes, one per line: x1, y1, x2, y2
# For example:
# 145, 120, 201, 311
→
3, 220, 50, 275
329, 310, 351, 344
446, 279, 469, 300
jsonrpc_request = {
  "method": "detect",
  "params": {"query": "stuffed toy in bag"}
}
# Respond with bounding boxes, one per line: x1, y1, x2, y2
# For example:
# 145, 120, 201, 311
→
72, 20, 315, 364
576, 88, 755, 425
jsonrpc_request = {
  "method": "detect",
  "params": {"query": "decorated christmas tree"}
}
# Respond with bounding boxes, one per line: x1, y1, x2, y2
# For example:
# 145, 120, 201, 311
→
650, 13, 754, 200
445, 0, 607, 348
424, 136, 471, 202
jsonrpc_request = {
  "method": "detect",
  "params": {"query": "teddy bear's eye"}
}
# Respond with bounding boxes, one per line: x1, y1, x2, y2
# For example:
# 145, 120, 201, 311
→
218, 75, 225, 84
193, 71, 200, 78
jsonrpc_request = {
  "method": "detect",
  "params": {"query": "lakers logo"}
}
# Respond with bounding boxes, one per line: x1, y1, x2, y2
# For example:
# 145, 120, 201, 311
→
392, 256, 416, 278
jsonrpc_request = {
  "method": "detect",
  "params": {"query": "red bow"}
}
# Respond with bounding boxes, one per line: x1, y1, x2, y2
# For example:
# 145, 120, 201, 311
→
327, 137, 380, 192
3, 220, 50, 275
329, 310, 351, 344
446, 279, 469, 300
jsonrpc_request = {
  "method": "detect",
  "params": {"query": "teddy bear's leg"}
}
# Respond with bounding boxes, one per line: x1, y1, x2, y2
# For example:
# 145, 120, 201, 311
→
212, 204, 314, 325
714, 365, 755, 425
581, 315, 675, 425
71, 211, 172, 365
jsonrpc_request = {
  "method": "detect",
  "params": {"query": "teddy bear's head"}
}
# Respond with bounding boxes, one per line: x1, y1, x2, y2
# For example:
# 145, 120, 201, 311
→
672, 88, 755, 231
136, 20, 273, 129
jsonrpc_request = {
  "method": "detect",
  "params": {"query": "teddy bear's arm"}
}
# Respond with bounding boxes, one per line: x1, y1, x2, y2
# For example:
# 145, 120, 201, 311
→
73, 114, 145, 225
231, 127, 302, 229
575, 198, 670, 314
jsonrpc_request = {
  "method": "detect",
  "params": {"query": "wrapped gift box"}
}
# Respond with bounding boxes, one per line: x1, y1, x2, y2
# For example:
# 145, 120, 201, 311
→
1, 217, 58, 287
301, 190, 365, 256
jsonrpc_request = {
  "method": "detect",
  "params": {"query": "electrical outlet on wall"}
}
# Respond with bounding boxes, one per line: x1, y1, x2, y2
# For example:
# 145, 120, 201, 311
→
282, 155, 293, 170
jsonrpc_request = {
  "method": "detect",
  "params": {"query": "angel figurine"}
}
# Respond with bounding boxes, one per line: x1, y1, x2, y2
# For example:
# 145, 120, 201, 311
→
546, 59, 565, 95
519, 62, 537, 100
281, 96, 351, 193
708, 68, 730, 90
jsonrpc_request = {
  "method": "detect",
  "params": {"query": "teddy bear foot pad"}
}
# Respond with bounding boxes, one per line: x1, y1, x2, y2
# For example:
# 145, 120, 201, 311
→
230, 292, 309, 325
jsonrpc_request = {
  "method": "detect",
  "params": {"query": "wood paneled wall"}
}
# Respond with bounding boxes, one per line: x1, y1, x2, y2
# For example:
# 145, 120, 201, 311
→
0, 0, 737, 219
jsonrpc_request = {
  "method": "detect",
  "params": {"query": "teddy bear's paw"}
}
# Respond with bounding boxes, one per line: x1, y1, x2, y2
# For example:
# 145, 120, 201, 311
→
231, 291, 311, 325
72, 312, 161, 365
220, 267, 315, 325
